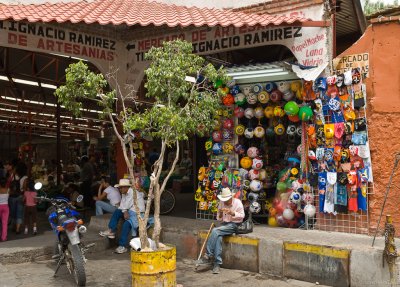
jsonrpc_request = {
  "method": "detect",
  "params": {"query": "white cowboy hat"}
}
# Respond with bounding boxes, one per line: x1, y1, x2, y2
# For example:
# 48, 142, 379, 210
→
114, 178, 131, 188
217, 187, 233, 202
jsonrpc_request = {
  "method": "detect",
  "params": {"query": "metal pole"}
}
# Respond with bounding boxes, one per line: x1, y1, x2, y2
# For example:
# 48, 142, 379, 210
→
56, 102, 61, 185
372, 153, 400, 246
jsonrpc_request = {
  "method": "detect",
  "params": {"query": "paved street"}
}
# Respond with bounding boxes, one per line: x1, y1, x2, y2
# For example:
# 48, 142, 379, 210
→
0, 251, 326, 287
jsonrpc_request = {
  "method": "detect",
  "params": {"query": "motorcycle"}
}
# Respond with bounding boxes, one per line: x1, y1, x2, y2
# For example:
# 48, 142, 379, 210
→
35, 183, 94, 286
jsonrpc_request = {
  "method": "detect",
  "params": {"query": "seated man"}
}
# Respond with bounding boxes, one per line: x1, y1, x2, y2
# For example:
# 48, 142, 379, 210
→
93, 176, 121, 216
197, 187, 244, 274
99, 178, 145, 254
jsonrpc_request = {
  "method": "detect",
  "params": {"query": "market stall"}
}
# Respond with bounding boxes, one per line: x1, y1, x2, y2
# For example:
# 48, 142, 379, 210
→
195, 62, 372, 233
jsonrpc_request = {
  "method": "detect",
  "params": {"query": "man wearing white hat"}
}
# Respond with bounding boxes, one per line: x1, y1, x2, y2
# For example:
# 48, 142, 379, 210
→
99, 178, 145, 254
197, 187, 244, 274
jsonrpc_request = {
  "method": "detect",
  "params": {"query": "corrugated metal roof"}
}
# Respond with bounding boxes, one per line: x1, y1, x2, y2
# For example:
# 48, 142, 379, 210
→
335, 0, 366, 37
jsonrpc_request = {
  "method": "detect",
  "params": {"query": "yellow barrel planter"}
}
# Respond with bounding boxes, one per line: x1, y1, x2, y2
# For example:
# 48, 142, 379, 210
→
131, 245, 176, 287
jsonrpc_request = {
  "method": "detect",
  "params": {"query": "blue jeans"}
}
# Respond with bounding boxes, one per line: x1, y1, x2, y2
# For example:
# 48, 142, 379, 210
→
95, 201, 117, 216
206, 222, 238, 265
108, 209, 141, 247
8, 196, 24, 225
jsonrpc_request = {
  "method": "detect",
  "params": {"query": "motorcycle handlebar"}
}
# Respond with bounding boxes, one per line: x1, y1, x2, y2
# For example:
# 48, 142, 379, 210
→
34, 196, 70, 205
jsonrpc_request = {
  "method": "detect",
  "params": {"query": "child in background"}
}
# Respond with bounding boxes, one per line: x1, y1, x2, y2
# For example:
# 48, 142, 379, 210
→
23, 181, 38, 235
0, 177, 9, 241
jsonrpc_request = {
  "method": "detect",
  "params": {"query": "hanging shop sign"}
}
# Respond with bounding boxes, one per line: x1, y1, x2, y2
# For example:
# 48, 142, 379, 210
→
333, 53, 369, 78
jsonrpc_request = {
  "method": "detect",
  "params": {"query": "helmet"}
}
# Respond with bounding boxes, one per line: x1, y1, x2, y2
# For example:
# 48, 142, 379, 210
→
250, 179, 262, 192
298, 106, 313, 121
247, 147, 259, 158
234, 144, 245, 155
254, 126, 265, 138
252, 84, 263, 94
287, 124, 296, 136
244, 108, 255, 119
246, 93, 258, 105
244, 128, 254, 139
235, 124, 245, 136
289, 191, 302, 204
234, 93, 246, 106
222, 129, 233, 140
247, 192, 259, 202
277, 81, 290, 93
265, 82, 277, 93
212, 130, 222, 142
274, 124, 285, 135
222, 142, 234, 154
284, 101, 299, 116
273, 106, 285, 117
240, 156, 253, 169
258, 91, 269, 104
222, 118, 234, 130
254, 106, 264, 119
270, 90, 282, 103
264, 106, 274, 118
250, 201, 261, 213
222, 94, 234, 106
234, 107, 244, 118
248, 169, 260, 180
252, 157, 263, 170
259, 169, 267, 180
212, 143, 222, 155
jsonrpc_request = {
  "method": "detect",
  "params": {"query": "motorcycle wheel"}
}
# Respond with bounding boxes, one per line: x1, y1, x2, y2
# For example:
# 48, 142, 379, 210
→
68, 244, 86, 286
53, 241, 62, 262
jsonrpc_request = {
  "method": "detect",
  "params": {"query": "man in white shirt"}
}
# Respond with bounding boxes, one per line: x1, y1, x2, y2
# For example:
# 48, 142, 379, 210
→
99, 178, 145, 254
93, 176, 121, 216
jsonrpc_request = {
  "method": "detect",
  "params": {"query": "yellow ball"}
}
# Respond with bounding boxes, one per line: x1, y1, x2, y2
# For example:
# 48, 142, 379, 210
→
268, 216, 279, 227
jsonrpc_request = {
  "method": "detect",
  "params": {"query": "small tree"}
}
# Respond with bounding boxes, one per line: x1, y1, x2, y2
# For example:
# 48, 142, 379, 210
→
55, 39, 227, 248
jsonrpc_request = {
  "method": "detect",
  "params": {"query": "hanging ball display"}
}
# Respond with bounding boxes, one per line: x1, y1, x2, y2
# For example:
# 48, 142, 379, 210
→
254, 106, 264, 119
284, 101, 299, 116
302, 193, 314, 204
252, 83, 263, 94
268, 216, 279, 227
274, 124, 285, 135
212, 130, 222, 142
298, 106, 313, 121
244, 108, 255, 119
289, 191, 302, 204
246, 93, 258, 105
283, 208, 295, 220
244, 128, 254, 139
212, 143, 223, 155
222, 142, 234, 154
247, 147, 259, 158
252, 157, 263, 170
248, 169, 260, 180
226, 79, 236, 88
283, 90, 295, 101
240, 156, 253, 169
250, 179, 262, 192
266, 126, 275, 137
234, 93, 246, 106
264, 106, 275, 119
234, 143, 246, 155
304, 204, 316, 217
222, 94, 235, 106
247, 192, 259, 202
213, 119, 221, 130
258, 91, 270, 104
270, 90, 282, 102
214, 79, 223, 88
242, 86, 251, 96
235, 124, 245, 136
234, 107, 244, 118
254, 126, 265, 138
230, 85, 241, 95
273, 106, 285, 117
265, 82, 277, 93
249, 201, 261, 213
287, 124, 297, 136
223, 118, 234, 130
205, 138, 213, 152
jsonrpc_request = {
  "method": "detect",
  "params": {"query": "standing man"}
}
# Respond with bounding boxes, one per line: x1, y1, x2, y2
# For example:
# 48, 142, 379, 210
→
93, 176, 121, 216
197, 187, 244, 274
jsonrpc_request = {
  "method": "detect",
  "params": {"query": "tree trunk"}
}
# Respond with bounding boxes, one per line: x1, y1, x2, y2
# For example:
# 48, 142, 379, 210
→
153, 140, 180, 247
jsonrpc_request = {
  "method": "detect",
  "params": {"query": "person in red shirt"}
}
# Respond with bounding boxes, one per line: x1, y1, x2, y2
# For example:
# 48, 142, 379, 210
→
196, 187, 244, 274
